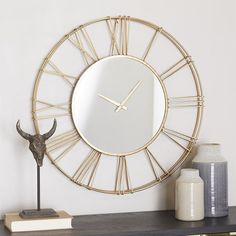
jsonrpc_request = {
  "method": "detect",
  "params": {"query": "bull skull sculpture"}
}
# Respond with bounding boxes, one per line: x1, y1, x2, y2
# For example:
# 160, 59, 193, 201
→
16, 119, 57, 167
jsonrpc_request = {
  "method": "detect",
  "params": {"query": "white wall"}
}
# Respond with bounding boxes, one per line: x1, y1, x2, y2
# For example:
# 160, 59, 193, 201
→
0, 0, 236, 218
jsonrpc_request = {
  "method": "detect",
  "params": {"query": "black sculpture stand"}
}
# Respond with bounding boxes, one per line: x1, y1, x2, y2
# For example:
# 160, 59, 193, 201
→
20, 208, 58, 219
19, 166, 58, 219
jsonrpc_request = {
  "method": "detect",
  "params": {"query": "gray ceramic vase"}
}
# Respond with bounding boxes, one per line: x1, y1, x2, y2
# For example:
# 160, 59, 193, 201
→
192, 143, 228, 217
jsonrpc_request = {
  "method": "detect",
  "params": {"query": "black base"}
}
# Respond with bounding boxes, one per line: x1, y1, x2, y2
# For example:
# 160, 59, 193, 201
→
19, 208, 59, 219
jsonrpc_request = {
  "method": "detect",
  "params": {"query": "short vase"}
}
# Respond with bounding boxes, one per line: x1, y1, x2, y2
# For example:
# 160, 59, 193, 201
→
175, 168, 204, 221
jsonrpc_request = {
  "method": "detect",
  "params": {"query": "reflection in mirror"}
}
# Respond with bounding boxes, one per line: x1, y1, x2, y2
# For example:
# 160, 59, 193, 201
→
72, 56, 166, 155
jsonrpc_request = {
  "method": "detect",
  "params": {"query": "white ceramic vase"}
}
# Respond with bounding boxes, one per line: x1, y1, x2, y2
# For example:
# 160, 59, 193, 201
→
175, 168, 204, 221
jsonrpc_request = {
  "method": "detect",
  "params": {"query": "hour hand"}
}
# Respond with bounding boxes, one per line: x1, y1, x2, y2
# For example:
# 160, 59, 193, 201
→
98, 94, 127, 111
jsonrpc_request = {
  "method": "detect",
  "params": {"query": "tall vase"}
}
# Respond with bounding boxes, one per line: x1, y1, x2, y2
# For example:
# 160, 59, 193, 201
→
192, 143, 228, 217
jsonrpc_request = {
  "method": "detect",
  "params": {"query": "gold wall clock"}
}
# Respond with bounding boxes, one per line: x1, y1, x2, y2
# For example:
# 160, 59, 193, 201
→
32, 16, 203, 195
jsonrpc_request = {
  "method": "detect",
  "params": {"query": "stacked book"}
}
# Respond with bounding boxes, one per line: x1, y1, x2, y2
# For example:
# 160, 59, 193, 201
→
4, 211, 72, 232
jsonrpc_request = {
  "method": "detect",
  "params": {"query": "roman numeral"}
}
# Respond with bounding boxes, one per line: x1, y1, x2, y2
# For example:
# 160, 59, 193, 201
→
68, 27, 99, 65
160, 56, 192, 81
162, 128, 197, 151
142, 28, 162, 61
42, 60, 78, 87
106, 16, 130, 55
34, 100, 70, 120
144, 148, 168, 181
114, 156, 132, 195
72, 150, 101, 188
168, 96, 204, 108
46, 129, 80, 162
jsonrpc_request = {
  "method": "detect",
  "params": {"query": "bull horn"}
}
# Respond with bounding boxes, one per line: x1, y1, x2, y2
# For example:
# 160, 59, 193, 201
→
16, 120, 32, 141
43, 119, 57, 140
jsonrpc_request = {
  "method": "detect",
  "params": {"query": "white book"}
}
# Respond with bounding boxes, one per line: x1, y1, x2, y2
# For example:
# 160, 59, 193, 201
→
4, 211, 73, 232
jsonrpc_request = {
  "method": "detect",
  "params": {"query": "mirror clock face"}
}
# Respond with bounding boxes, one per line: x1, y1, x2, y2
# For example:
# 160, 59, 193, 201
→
32, 16, 203, 194
72, 56, 167, 156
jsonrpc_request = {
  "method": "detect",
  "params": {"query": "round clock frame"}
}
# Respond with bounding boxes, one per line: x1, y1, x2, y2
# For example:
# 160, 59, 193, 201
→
32, 16, 204, 195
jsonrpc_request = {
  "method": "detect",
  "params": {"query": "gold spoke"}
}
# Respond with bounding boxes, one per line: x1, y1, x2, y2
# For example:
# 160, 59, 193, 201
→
161, 56, 192, 81
168, 96, 204, 108
142, 28, 162, 61
46, 129, 80, 151
144, 148, 168, 181
162, 128, 197, 151
114, 156, 132, 195
68, 27, 99, 65
72, 150, 101, 188
34, 100, 71, 120
45, 129, 80, 162
35, 100, 70, 113
43, 60, 77, 87
106, 16, 130, 55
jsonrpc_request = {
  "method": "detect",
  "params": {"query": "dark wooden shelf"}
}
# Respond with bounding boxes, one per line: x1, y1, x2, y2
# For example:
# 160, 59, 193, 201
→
1, 207, 236, 235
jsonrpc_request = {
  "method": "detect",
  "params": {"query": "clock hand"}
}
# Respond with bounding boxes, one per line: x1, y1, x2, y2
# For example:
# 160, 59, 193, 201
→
115, 80, 142, 112
98, 94, 128, 111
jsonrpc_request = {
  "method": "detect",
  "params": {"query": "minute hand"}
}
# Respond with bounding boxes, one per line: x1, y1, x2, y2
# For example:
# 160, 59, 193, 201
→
115, 80, 142, 112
